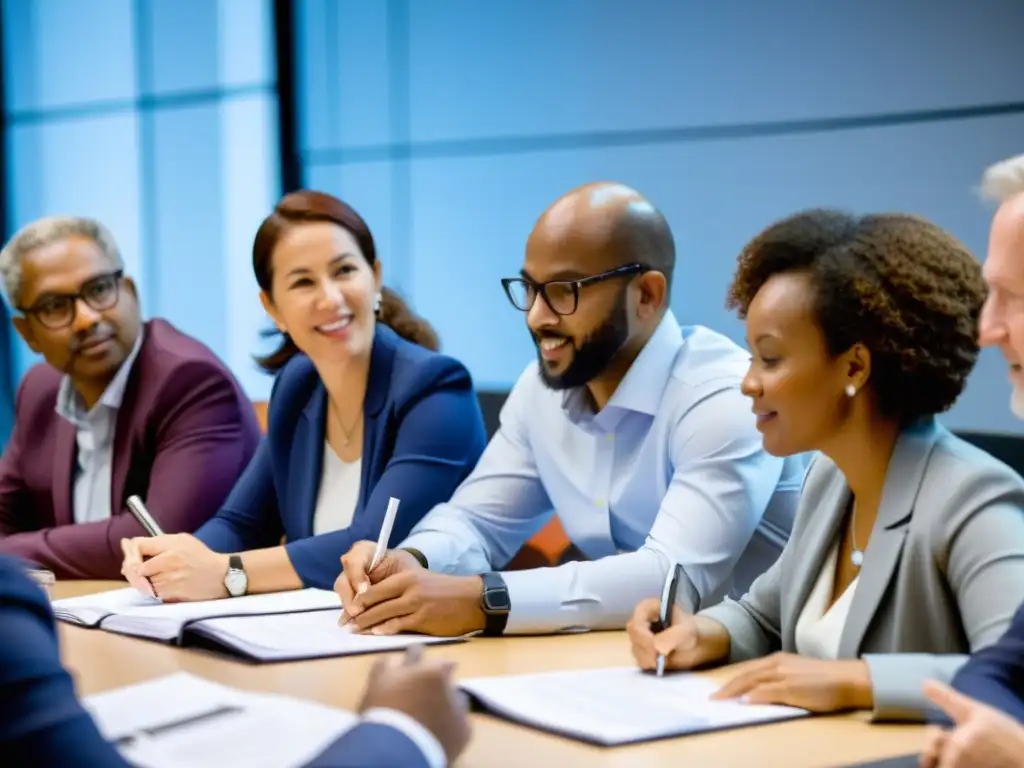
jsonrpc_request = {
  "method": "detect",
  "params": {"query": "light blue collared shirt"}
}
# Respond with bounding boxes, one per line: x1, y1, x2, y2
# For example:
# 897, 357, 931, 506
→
55, 332, 144, 524
400, 311, 808, 634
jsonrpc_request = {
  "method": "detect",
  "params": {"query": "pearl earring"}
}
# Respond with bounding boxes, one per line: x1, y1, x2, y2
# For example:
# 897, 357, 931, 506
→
373, 292, 382, 314
845, 384, 856, 397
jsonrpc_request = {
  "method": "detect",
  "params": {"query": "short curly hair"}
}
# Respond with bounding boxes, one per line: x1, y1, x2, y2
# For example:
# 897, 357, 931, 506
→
726, 209, 986, 423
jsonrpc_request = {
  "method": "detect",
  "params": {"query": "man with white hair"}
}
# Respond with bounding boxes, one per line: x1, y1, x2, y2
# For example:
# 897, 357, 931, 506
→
0, 216, 260, 578
919, 155, 1024, 768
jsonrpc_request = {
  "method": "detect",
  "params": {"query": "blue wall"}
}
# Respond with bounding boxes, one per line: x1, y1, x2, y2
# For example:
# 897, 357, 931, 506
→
4, 1, 1024, 436
296, 0, 1024, 434
3, 0, 282, 401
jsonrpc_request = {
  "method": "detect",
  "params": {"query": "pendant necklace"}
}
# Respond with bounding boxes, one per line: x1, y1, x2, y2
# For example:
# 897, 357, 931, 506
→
331, 402, 362, 447
850, 500, 864, 567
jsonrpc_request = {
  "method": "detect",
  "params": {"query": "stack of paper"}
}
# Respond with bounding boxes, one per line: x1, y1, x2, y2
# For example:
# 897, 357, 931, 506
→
85, 672, 355, 768
53, 587, 463, 661
53, 588, 341, 642
459, 666, 810, 746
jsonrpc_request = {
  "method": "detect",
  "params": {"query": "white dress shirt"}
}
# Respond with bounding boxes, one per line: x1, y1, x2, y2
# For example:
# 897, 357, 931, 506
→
399, 312, 808, 634
312, 444, 361, 535
55, 334, 143, 524
794, 542, 859, 660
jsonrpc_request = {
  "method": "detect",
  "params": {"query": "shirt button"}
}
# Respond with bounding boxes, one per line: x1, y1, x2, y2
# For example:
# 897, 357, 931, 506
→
594, 499, 604, 507
605, 433, 614, 440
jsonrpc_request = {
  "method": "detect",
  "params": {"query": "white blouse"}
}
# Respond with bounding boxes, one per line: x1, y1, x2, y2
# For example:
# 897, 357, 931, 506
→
794, 542, 860, 660
312, 443, 362, 535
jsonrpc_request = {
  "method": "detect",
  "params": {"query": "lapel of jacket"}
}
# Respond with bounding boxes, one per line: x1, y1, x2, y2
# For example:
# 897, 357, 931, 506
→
359, 327, 397, 508
109, 344, 146, 516
782, 457, 850, 648
839, 418, 940, 656
294, 383, 328, 540
51, 420, 77, 526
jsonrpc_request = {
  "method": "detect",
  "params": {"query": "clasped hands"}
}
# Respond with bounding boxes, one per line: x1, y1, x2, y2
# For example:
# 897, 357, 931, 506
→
334, 541, 489, 637
626, 598, 873, 713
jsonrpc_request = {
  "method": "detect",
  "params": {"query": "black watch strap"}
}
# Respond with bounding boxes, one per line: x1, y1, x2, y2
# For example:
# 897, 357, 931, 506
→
480, 572, 510, 636
402, 547, 428, 569
229, 554, 244, 572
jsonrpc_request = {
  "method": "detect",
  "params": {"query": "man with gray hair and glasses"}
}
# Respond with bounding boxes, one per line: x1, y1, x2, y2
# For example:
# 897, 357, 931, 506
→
915, 154, 1024, 768
0, 216, 260, 579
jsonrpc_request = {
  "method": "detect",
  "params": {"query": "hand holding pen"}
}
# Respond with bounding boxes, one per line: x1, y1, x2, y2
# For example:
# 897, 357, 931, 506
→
625, 565, 731, 675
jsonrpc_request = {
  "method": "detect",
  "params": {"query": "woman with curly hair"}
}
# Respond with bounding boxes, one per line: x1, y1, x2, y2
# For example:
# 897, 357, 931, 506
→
626, 209, 1024, 722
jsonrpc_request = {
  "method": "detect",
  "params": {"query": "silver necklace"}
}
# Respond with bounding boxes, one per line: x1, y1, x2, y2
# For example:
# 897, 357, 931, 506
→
850, 500, 864, 567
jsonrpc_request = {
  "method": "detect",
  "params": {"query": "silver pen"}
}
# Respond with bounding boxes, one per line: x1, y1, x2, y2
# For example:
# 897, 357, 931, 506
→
126, 495, 165, 537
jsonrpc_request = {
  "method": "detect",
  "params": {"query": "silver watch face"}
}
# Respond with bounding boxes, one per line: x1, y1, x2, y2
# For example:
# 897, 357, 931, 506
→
224, 568, 247, 597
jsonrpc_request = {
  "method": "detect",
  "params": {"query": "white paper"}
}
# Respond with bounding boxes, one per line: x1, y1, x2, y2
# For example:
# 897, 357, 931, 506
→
52, 587, 341, 641
52, 588, 161, 627
84, 672, 356, 768
191, 609, 459, 661
459, 666, 810, 745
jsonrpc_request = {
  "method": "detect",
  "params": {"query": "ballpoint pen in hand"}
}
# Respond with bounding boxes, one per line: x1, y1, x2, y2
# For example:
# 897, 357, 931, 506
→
651, 563, 683, 677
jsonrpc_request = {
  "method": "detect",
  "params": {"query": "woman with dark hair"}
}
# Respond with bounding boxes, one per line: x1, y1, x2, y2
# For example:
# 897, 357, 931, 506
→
627, 209, 1024, 722
120, 190, 487, 596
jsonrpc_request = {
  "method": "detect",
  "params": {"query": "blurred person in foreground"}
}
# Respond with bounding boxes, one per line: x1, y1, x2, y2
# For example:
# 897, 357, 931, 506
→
0, 554, 470, 766
628, 208, 1024, 724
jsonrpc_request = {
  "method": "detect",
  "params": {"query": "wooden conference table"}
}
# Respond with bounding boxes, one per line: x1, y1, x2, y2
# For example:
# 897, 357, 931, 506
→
56, 581, 925, 768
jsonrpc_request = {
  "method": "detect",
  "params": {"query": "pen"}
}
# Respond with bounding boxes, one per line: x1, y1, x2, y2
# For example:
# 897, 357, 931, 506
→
126, 495, 165, 537
652, 563, 683, 678
368, 497, 401, 572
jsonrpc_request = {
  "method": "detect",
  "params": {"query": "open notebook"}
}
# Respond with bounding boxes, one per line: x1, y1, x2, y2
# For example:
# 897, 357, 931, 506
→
459, 666, 811, 746
52, 587, 462, 661
84, 672, 355, 768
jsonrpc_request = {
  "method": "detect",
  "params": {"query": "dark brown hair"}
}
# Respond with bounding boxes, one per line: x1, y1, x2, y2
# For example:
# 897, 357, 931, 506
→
252, 190, 439, 373
726, 209, 986, 423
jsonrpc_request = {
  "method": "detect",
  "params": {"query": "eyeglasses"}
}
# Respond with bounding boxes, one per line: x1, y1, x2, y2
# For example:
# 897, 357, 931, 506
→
18, 270, 124, 330
501, 263, 648, 316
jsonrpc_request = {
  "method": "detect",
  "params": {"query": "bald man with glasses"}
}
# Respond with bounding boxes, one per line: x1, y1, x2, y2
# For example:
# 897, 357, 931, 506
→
334, 183, 806, 639
0, 216, 260, 579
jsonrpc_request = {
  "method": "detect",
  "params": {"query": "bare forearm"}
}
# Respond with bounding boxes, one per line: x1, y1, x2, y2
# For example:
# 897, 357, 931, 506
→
239, 546, 304, 594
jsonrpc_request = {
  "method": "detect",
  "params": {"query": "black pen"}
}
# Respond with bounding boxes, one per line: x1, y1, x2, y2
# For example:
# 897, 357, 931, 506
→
651, 563, 683, 677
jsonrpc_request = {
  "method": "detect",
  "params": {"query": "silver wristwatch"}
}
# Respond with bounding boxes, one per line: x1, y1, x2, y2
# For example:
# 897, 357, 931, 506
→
224, 554, 248, 597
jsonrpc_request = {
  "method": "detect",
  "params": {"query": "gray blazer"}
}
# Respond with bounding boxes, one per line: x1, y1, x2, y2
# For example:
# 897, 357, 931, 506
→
700, 418, 1024, 722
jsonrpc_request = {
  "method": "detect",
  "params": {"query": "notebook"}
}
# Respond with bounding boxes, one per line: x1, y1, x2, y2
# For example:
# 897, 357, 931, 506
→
459, 666, 811, 746
53, 587, 462, 661
84, 672, 355, 768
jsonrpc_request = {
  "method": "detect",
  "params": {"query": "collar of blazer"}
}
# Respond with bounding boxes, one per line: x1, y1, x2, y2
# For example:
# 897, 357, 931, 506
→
786, 417, 943, 656
292, 326, 400, 540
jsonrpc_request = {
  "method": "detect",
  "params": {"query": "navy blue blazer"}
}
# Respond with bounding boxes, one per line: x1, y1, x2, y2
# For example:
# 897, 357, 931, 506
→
196, 325, 487, 589
949, 600, 1024, 722
0, 555, 432, 766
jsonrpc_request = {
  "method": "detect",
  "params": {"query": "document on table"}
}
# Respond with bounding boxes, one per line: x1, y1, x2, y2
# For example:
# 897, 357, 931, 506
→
189, 608, 465, 662
51, 587, 341, 642
84, 672, 356, 768
459, 666, 811, 746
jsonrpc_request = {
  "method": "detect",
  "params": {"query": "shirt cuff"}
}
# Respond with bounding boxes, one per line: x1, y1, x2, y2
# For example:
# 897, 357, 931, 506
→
361, 707, 447, 768
398, 533, 470, 576
501, 568, 575, 634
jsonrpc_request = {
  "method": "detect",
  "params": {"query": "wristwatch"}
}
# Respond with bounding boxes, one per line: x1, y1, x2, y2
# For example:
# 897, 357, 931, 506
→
223, 554, 248, 597
480, 572, 510, 636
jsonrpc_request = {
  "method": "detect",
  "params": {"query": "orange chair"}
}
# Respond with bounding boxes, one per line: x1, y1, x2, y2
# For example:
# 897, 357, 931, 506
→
253, 400, 268, 433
